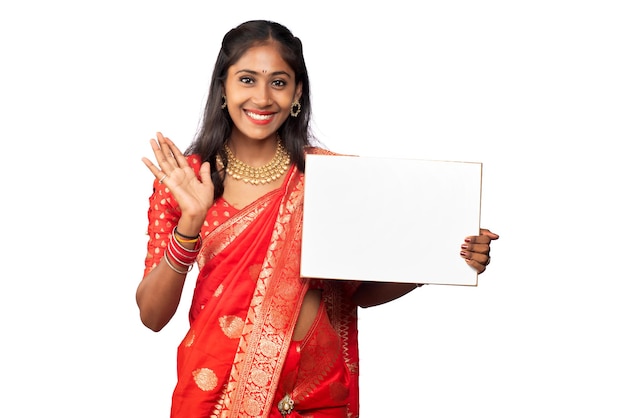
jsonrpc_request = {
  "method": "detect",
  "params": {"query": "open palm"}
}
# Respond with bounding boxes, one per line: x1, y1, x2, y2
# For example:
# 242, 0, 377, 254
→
142, 132, 214, 218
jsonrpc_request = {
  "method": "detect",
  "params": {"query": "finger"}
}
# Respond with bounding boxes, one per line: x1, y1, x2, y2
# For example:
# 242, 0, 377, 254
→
142, 156, 165, 179
461, 242, 491, 255
148, 137, 171, 171
162, 136, 190, 168
156, 133, 190, 172
156, 133, 177, 167
479, 228, 500, 240
465, 234, 495, 245
462, 250, 490, 274
147, 136, 175, 180
461, 248, 489, 264
465, 258, 487, 274
199, 161, 213, 184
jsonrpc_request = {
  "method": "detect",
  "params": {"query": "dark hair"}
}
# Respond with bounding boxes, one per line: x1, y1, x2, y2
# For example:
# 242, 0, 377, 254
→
185, 20, 313, 198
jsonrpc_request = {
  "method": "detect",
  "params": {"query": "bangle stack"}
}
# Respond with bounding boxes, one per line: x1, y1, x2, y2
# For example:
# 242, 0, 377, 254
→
163, 226, 202, 275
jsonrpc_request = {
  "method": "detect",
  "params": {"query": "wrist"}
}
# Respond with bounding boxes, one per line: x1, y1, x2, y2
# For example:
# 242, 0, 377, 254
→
172, 226, 202, 250
175, 217, 204, 239
163, 229, 202, 275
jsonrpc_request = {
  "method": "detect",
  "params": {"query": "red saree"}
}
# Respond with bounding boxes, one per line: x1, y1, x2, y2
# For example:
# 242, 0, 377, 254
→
143, 148, 361, 417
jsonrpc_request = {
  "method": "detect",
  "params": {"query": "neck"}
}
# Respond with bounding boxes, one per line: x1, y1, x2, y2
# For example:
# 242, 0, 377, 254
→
220, 136, 290, 186
227, 134, 279, 166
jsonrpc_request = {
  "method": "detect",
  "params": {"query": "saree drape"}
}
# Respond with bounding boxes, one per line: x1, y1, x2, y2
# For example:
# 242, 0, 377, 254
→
143, 148, 361, 417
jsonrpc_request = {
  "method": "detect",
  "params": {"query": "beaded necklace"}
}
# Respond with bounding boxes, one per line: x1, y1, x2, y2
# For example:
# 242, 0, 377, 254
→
218, 139, 291, 185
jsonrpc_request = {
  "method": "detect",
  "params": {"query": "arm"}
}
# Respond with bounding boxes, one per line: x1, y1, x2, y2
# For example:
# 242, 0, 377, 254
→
136, 256, 190, 331
135, 212, 205, 331
352, 282, 422, 308
136, 133, 214, 331
352, 228, 499, 308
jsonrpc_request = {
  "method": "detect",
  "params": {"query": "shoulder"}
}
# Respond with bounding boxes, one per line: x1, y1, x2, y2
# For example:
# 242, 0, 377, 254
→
304, 146, 357, 157
304, 146, 354, 157
305, 146, 334, 156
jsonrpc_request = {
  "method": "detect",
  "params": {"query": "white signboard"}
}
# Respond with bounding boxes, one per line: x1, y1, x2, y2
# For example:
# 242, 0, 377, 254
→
300, 154, 482, 286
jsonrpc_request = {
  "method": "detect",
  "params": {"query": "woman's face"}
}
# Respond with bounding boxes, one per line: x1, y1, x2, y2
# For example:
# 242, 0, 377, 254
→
224, 42, 302, 143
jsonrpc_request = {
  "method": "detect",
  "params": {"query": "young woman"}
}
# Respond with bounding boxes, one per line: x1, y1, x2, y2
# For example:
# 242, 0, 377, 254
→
137, 20, 499, 418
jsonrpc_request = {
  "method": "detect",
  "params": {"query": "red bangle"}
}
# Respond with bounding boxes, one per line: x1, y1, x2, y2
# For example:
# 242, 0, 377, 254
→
167, 232, 201, 267
163, 252, 192, 274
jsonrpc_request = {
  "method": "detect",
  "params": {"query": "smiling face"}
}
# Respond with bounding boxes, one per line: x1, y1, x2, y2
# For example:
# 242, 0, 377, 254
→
223, 42, 302, 144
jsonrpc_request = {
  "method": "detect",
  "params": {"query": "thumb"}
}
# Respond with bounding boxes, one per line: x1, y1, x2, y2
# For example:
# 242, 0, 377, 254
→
480, 228, 500, 240
199, 161, 213, 185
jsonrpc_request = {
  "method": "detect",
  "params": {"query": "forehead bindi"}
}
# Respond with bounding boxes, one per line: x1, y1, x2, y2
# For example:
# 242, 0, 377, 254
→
230, 44, 294, 77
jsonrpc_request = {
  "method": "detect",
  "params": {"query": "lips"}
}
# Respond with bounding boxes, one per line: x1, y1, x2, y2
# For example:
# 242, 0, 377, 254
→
245, 111, 274, 121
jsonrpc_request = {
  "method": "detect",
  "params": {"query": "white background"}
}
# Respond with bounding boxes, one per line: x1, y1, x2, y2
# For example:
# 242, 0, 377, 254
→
1, 1, 624, 417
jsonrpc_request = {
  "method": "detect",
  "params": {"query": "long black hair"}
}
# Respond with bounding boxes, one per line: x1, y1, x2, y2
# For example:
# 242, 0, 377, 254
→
185, 20, 313, 198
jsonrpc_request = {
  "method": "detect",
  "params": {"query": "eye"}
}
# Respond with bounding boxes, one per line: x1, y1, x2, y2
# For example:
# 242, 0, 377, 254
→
239, 76, 254, 84
272, 79, 286, 87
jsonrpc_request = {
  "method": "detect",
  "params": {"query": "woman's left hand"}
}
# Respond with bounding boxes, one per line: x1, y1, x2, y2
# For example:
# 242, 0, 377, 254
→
461, 228, 499, 274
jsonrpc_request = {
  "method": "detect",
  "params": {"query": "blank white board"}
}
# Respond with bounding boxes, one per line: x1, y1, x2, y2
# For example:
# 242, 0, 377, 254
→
300, 154, 482, 286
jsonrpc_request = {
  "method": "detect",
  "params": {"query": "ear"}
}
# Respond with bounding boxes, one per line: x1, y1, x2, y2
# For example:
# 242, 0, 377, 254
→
295, 82, 303, 101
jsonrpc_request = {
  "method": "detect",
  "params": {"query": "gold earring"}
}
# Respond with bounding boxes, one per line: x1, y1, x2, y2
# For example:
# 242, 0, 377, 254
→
221, 95, 227, 109
290, 99, 301, 117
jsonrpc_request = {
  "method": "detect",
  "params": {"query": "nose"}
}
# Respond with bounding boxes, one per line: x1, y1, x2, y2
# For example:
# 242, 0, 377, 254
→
252, 84, 273, 107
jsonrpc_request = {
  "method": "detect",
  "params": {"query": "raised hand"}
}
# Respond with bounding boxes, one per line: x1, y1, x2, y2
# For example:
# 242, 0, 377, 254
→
142, 132, 214, 232
461, 228, 499, 274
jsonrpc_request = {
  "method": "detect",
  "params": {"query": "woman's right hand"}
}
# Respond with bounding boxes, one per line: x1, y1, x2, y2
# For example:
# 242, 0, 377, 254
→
142, 132, 214, 234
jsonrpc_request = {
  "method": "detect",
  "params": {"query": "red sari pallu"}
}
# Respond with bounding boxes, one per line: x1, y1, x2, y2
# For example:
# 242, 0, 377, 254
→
143, 148, 361, 417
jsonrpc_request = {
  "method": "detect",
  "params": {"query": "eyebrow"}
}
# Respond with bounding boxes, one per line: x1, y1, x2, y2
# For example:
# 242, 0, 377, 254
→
235, 69, 292, 78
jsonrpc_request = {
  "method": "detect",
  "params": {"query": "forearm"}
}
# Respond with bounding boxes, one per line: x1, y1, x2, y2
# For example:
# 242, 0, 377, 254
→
352, 282, 422, 308
137, 209, 206, 331
136, 258, 189, 332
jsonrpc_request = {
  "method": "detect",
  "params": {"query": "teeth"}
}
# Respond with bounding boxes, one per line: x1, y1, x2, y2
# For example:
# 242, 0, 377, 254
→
246, 112, 272, 120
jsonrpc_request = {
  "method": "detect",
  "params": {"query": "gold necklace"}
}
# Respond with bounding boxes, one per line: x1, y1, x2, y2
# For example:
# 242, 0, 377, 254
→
218, 139, 291, 185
